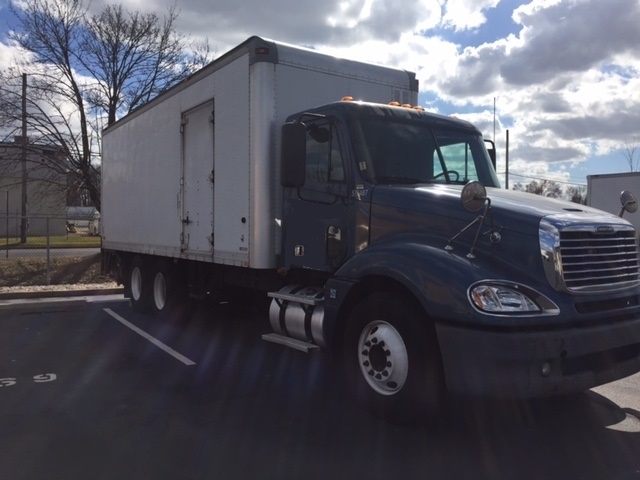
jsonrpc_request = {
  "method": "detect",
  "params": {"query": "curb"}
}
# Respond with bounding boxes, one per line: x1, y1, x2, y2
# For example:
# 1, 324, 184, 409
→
0, 297, 90, 313
0, 287, 124, 301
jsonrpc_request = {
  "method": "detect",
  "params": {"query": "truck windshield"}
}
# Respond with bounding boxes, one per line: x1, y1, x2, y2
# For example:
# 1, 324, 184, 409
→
348, 115, 500, 187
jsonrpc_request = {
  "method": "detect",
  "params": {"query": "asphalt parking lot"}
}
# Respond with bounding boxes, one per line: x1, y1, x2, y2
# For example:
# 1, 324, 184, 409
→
1, 295, 639, 480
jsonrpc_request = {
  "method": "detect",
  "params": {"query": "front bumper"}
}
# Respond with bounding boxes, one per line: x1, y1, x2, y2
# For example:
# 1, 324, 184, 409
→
435, 316, 640, 398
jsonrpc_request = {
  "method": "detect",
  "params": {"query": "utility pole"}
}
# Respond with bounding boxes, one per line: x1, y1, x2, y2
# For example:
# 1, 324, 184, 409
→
20, 73, 28, 244
505, 129, 510, 190
5, 190, 8, 258
493, 97, 496, 141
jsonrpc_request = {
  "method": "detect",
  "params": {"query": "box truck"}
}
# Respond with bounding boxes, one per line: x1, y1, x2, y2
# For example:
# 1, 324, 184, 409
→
102, 36, 640, 418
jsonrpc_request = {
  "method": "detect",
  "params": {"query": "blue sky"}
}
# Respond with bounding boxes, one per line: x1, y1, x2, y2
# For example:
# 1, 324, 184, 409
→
421, 0, 640, 185
1, 0, 639, 191
440, 0, 522, 47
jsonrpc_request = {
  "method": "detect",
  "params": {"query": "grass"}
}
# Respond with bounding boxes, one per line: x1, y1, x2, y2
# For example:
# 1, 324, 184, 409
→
1, 234, 101, 248
0, 253, 111, 287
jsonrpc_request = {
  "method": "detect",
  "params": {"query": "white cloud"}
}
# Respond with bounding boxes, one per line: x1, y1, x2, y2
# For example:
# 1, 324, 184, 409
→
399, 0, 640, 184
84, 0, 445, 53
442, 0, 501, 31
327, 0, 375, 28
503, 0, 640, 85
0, 40, 15, 69
3, 0, 640, 184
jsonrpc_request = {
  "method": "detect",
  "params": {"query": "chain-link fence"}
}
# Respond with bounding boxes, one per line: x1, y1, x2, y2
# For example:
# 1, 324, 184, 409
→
0, 213, 103, 287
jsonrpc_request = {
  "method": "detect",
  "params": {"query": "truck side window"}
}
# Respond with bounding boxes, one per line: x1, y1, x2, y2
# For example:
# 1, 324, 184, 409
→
432, 152, 445, 180
432, 129, 490, 184
300, 122, 346, 202
305, 123, 344, 183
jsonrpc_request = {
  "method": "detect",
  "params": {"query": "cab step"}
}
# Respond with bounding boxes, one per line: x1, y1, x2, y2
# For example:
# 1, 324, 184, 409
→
261, 333, 320, 353
267, 286, 324, 306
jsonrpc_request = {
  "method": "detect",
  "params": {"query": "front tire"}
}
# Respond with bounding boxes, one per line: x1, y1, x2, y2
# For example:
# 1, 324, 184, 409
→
343, 292, 444, 420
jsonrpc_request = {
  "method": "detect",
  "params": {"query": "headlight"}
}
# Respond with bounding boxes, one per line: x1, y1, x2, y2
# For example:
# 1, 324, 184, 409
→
470, 284, 541, 313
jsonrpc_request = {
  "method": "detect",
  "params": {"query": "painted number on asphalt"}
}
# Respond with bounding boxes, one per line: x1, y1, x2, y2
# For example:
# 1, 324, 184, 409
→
0, 374, 57, 388
0, 378, 17, 388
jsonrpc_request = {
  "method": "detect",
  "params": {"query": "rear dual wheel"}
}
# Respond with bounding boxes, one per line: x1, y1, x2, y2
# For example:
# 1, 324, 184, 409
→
150, 261, 181, 316
129, 256, 151, 312
129, 257, 181, 316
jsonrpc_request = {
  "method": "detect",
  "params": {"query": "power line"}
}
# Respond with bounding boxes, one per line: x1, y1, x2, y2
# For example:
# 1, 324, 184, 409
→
506, 172, 587, 187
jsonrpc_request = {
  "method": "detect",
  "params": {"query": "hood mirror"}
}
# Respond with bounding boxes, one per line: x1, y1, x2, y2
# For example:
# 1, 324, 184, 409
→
619, 190, 638, 217
461, 181, 487, 212
446, 181, 499, 258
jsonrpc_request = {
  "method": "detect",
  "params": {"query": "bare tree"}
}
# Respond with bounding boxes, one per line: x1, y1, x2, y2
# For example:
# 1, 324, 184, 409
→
1, 0, 212, 211
512, 179, 563, 198
0, 75, 84, 206
544, 180, 563, 199
80, 3, 211, 126
565, 185, 587, 205
622, 139, 639, 172
4, 0, 95, 205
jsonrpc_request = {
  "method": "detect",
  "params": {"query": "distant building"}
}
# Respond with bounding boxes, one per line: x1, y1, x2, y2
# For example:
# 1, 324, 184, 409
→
0, 137, 67, 236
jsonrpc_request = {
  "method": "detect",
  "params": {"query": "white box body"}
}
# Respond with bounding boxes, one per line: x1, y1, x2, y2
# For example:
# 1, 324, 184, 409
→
587, 172, 640, 231
101, 36, 418, 268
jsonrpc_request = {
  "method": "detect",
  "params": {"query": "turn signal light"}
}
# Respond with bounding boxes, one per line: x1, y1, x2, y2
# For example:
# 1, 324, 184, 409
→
340, 97, 424, 111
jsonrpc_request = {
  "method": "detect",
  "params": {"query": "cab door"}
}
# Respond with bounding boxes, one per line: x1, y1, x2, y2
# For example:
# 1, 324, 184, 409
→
283, 120, 354, 272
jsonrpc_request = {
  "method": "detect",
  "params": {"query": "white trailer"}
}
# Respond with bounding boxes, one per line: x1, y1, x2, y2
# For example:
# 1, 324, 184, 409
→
586, 172, 640, 230
101, 36, 417, 271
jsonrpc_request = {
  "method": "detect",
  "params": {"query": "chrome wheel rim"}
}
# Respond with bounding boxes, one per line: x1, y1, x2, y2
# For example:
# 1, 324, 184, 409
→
131, 267, 143, 301
153, 273, 166, 311
357, 320, 409, 396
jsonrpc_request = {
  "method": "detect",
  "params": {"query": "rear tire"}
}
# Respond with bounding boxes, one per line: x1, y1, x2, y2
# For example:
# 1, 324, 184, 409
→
150, 260, 183, 316
343, 292, 444, 421
129, 256, 151, 313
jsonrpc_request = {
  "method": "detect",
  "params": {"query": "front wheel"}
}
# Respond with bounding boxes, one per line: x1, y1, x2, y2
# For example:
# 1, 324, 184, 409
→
357, 320, 409, 396
343, 292, 444, 420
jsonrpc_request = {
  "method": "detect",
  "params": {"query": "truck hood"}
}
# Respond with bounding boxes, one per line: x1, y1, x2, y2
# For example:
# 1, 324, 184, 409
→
371, 183, 631, 237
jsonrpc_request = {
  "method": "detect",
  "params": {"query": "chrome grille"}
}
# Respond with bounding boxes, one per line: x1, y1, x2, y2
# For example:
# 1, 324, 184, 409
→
559, 228, 640, 292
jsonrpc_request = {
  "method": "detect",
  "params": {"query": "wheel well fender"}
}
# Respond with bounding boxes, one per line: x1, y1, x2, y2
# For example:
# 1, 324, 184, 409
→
326, 275, 419, 355
325, 240, 476, 351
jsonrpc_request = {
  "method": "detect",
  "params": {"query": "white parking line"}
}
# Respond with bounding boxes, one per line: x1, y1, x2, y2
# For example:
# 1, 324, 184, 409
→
103, 308, 196, 366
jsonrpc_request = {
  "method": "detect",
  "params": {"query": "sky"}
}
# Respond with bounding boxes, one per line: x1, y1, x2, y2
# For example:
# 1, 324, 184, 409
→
1, 0, 639, 191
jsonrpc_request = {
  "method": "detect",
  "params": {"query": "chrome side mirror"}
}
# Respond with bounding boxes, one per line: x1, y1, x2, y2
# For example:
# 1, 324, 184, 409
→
461, 181, 487, 212
619, 190, 637, 217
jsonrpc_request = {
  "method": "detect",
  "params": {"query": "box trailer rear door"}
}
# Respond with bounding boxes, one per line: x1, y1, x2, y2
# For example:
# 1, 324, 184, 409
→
181, 99, 215, 255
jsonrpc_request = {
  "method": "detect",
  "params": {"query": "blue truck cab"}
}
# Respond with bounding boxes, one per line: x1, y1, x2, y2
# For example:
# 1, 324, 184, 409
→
269, 98, 640, 417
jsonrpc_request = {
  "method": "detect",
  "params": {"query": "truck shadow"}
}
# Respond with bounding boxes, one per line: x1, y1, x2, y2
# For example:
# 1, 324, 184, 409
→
120, 300, 640, 480
420, 392, 640, 480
